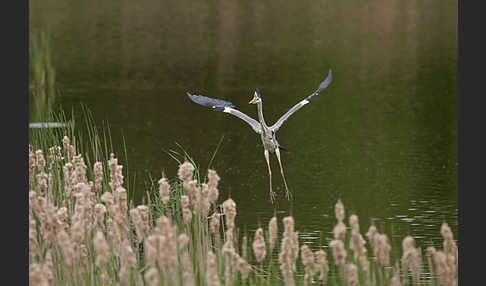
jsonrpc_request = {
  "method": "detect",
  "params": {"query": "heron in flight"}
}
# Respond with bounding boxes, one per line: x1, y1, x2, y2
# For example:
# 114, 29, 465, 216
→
187, 69, 332, 202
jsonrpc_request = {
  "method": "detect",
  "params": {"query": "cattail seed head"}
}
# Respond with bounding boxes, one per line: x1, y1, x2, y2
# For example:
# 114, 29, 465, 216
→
349, 214, 359, 233
375, 233, 391, 267
158, 176, 171, 205
223, 198, 237, 230
178, 161, 195, 182
94, 231, 110, 267
330, 239, 347, 266
187, 180, 201, 213
208, 169, 220, 204
401, 236, 422, 284
252, 228, 266, 263
346, 263, 358, 286
333, 221, 346, 241
207, 251, 221, 286
144, 267, 159, 286
93, 162, 103, 192
181, 195, 192, 224
201, 183, 211, 217
178, 233, 190, 249
269, 216, 278, 251
335, 199, 345, 222
301, 245, 317, 284
94, 203, 106, 230
210, 211, 221, 234
315, 250, 329, 281
279, 216, 299, 286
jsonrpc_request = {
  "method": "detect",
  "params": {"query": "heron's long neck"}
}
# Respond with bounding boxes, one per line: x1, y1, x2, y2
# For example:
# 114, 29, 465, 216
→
256, 101, 268, 127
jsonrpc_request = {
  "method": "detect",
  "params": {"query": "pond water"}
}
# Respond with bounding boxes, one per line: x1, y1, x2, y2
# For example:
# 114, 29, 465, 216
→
30, 0, 457, 264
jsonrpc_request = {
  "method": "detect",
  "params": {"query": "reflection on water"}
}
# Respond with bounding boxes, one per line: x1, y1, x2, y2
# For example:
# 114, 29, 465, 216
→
30, 0, 457, 270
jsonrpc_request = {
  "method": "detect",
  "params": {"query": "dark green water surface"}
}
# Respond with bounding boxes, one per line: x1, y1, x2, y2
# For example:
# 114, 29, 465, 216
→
31, 0, 457, 263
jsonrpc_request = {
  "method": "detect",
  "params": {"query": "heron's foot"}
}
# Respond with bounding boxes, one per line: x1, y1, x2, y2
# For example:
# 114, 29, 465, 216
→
269, 191, 276, 203
285, 189, 293, 200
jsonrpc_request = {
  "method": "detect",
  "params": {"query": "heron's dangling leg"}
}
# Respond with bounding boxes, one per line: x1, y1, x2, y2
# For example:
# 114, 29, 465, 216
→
264, 149, 275, 203
275, 147, 291, 200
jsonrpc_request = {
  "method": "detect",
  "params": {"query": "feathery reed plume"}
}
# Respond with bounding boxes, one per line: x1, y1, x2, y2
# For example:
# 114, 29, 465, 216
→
144, 267, 159, 286
130, 207, 143, 242
48, 145, 62, 169
80, 244, 89, 267
119, 239, 137, 286
427, 246, 456, 286
201, 183, 211, 217
207, 250, 221, 286
236, 254, 251, 279
43, 250, 54, 285
346, 263, 358, 286
223, 198, 237, 230
30, 262, 48, 286
108, 153, 124, 191
315, 250, 329, 282
158, 176, 171, 205
269, 216, 278, 252
401, 235, 422, 284
366, 224, 377, 249
375, 233, 391, 267
301, 245, 317, 286
187, 180, 201, 213
178, 161, 195, 183
208, 169, 220, 204
73, 154, 88, 184
94, 231, 110, 267
333, 221, 346, 241
145, 234, 163, 267
181, 195, 192, 224
36, 149, 46, 173
349, 214, 359, 232
426, 246, 440, 282
330, 239, 347, 267
63, 162, 75, 198
210, 211, 221, 246
29, 215, 39, 259
137, 205, 150, 235
29, 147, 35, 191
223, 229, 235, 285
93, 162, 103, 192
181, 250, 195, 286
94, 203, 106, 230
56, 230, 75, 267
37, 170, 48, 195
348, 214, 369, 271
279, 216, 299, 286
335, 199, 345, 222
252, 227, 267, 263
62, 136, 75, 162
333, 197, 347, 241
441, 222, 458, 279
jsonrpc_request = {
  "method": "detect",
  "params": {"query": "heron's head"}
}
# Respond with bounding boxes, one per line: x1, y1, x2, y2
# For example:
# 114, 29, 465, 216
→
249, 89, 262, 104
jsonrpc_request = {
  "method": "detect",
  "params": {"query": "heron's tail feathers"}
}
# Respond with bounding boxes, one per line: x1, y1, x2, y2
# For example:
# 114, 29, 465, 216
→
278, 145, 290, 153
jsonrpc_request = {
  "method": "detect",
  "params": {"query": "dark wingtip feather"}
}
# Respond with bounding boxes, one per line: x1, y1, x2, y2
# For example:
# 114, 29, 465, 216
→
212, 106, 226, 112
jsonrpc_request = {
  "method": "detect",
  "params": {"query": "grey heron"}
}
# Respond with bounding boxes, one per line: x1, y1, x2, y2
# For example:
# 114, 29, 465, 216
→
187, 69, 332, 202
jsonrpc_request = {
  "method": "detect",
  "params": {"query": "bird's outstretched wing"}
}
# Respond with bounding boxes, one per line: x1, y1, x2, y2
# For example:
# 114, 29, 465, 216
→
270, 69, 332, 132
187, 93, 262, 134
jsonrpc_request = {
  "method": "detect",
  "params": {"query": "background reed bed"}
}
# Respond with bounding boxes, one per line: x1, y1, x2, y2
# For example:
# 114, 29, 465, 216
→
29, 118, 458, 285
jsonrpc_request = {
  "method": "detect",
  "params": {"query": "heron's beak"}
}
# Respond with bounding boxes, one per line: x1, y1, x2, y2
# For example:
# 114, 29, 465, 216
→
249, 99, 257, 104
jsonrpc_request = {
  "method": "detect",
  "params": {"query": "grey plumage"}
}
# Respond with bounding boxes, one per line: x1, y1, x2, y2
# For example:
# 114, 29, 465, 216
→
186, 93, 235, 109
186, 69, 333, 203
